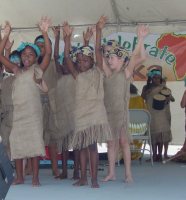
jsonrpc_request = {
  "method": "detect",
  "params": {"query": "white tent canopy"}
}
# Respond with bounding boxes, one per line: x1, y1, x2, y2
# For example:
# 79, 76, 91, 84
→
1, 0, 186, 45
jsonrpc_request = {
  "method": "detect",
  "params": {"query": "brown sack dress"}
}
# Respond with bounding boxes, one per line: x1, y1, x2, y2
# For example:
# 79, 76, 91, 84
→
104, 69, 131, 140
10, 65, 45, 159
72, 67, 112, 150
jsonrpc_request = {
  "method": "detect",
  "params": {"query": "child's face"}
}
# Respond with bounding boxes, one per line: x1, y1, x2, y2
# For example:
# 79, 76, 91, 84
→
21, 47, 37, 68
108, 55, 124, 70
36, 42, 45, 57
76, 54, 94, 72
152, 75, 161, 86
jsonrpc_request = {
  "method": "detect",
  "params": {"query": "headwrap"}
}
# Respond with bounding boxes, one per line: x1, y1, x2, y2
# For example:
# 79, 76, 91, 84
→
147, 70, 161, 78
17, 42, 41, 57
70, 46, 78, 62
10, 55, 21, 65
104, 40, 119, 48
77, 46, 94, 59
102, 40, 119, 57
58, 52, 64, 65
35, 38, 45, 44
108, 46, 129, 63
58, 46, 78, 65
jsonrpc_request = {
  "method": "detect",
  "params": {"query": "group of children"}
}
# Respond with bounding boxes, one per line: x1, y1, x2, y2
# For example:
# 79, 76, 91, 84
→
1, 15, 180, 189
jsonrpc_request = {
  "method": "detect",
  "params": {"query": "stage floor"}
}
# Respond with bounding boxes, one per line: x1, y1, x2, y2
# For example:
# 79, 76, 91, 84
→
6, 157, 186, 200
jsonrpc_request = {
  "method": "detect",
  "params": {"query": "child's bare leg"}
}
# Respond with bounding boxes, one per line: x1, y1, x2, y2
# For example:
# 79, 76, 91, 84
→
152, 143, 158, 161
102, 140, 117, 182
25, 158, 32, 175
157, 142, 163, 161
73, 148, 88, 186
73, 150, 80, 180
60, 150, 68, 179
48, 143, 60, 177
31, 157, 40, 186
120, 133, 133, 183
181, 138, 186, 152
88, 143, 99, 188
13, 159, 24, 185
163, 142, 169, 159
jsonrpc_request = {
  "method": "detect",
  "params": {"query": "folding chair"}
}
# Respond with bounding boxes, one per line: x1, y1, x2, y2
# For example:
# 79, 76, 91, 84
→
129, 109, 153, 166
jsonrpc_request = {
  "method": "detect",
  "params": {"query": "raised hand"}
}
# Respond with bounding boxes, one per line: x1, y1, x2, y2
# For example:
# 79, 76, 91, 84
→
3, 21, 12, 37
83, 27, 93, 43
52, 25, 60, 38
38, 16, 52, 33
5, 38, 14, 50
62, 21, 73, 37
96, 15, 107, 30
137, 25, 149, 39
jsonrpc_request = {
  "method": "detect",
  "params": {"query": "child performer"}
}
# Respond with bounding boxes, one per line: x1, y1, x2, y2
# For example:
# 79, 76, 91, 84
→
96, 16, 149, 183
0, 17, 51, 186
141, 69, 173, 161
63, 22, 112, 188
34, 32, 60, 178
52, 25, 80, 180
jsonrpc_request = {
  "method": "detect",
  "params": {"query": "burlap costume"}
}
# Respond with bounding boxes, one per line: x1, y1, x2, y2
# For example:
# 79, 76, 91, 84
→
71, 67, 112, 150
144, 85, 172, 144
55, 74, 76, 151
42, 61, 58, 144
0, 76, 15, 152
104, 68, 131, 140
10, 65, 45, 159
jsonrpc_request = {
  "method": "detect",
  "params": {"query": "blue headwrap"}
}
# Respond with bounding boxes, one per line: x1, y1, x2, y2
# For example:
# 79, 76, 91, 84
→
10, 55, 21, 64
58, 46, 78, 65
147, 70, 161, 78
58, 52, 64, 65
17, 42, 41, 57
35, 38, 45, 44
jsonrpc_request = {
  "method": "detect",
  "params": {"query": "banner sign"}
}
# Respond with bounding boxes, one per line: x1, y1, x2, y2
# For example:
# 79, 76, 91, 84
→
104, 32, 186, 81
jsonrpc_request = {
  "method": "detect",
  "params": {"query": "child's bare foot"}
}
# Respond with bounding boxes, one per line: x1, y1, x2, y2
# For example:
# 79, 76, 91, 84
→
12, 178, 24, 185
52, 169, 60, 177
91, 179, 100, 188
72, 170, 80, 180
59, 172, 67, 179
102, 174, 116, 182
164, 155, 170, 160
25, 168, 32, 176
124, 175, 133, 183
73, 178, 88, 186
32, 177, 41, 187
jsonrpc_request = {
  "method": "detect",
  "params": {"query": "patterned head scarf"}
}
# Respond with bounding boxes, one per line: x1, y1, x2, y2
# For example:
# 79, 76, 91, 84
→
108, 46, 130, 63
102, 40, 119, 57
76, 46, 94, 59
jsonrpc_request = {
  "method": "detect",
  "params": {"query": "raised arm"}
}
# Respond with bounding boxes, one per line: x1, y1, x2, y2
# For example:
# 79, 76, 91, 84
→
181, 90, 186, 108
0, 21, 19, 74
4, 37, 14, 59
95, 16, 111, 76
63, 22, 78, 79
52, 25, 63, 73
125, 25, 149, 79
38, 17, 52, 71
83, 27, 93, 46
